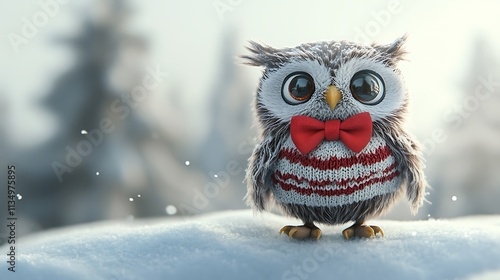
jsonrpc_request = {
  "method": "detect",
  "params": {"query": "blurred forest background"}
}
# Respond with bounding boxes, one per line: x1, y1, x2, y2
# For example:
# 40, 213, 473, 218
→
1, 0, 500, 242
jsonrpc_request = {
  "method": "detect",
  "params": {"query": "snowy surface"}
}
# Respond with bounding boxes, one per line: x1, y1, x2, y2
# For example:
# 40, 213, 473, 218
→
1, 210, 500, 280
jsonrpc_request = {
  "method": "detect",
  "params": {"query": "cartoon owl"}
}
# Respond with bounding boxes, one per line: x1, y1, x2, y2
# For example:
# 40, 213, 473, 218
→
243, 36, 428, 240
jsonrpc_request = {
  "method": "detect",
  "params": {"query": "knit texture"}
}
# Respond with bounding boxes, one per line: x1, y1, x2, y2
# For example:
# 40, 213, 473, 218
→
272, 135, 402, 208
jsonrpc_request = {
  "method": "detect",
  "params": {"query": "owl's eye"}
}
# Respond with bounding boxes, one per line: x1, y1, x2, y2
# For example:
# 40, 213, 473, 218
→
282, 72, 315, 105
350, 70, 385, 105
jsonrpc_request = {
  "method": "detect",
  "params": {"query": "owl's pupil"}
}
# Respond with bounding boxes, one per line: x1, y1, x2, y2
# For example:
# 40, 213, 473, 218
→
350, 70, 385, 105
351, 76, 378, 100
289, 76, 314, 100
281, 72, 315, 105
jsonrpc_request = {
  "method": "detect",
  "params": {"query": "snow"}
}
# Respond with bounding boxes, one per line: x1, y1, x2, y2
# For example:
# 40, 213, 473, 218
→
2, 210, 500, 280
166, 205, 177, 215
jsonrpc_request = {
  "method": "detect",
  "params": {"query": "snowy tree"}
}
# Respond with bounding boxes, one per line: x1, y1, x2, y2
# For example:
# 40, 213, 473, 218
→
195, 29, 256, 211
0, 0, 205, 241
427, 37, 500, 218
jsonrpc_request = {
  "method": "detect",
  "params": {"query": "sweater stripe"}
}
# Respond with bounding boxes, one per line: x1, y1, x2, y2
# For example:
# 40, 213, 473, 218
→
272, 136, 402, 208
278, 145, 392, 171
275, 152, 396, 182
273, 170, 399, 197
273, 162, 397, 188
273, 178, 401, 207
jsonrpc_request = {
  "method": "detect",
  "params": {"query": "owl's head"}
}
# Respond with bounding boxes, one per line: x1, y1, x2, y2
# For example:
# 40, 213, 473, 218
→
243, 37, 408, 136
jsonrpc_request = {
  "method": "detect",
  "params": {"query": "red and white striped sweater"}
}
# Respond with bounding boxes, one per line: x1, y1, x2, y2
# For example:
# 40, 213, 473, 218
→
272, 135, 402, 208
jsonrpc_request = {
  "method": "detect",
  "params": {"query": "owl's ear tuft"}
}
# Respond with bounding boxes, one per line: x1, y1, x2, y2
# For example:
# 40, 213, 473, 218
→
373, 35, 407, 66
240, 41, 282, 68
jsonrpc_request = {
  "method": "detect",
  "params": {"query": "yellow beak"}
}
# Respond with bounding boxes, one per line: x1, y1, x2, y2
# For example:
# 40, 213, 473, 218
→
325, 85, 342, 110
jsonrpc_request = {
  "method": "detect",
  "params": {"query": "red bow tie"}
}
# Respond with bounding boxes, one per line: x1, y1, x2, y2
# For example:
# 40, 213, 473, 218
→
290, 112, 373, 154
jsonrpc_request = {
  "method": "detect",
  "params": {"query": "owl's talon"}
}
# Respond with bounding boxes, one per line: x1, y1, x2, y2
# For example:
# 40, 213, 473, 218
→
310, 228, 322, 240
279, 225, 292, 236
370, 225, 384, 237
342, 223, 383, 240
279, 223, 321, 240
342, 228, 355, 240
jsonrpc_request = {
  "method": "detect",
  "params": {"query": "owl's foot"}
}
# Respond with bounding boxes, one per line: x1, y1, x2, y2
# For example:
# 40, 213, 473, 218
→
342, 223, 384, 240
279, 222, 321, 240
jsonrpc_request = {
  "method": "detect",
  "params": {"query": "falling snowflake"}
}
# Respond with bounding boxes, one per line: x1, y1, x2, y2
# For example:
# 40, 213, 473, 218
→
452, 196, 458, 202
81, 130, 88, 135
129, 198, 134, 202
16, 194, 22, 200
96, 172, 100, 175
137, 194, 141, 198
166, 205, 177, 215
214, 174, 218, 178
185, 161, 190, 166
411, 231, 417, 236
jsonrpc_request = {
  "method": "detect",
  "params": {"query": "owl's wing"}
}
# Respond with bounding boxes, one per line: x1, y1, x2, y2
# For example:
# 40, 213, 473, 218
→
384, 127, 429, 213
245, 135, 281, 211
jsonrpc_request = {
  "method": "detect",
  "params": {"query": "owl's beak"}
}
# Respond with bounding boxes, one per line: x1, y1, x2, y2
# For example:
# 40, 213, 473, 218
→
325, 86, 342, 110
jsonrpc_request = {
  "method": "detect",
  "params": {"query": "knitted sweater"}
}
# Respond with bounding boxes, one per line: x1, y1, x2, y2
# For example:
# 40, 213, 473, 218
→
272, 135, 402, 208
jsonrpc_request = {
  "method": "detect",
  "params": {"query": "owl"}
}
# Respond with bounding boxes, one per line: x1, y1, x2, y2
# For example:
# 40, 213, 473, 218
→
243, 36, 428, 240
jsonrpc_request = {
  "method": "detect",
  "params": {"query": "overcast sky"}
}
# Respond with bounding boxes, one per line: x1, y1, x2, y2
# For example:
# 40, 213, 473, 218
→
1, 0, 499, 148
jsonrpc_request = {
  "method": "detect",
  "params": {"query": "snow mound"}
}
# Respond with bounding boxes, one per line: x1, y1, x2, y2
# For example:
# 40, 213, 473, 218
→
2, 210, 500, 280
